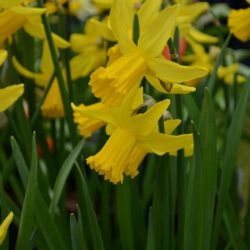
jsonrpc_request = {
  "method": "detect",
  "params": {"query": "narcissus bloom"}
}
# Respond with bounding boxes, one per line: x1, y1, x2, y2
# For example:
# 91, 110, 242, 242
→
72, 87, 144, 137
89, 0, 208, 107
175, 0, 218, 44
13, 38, 69, 118
70, 18, 107, 80
228, 0, 250, 42
0, 212, 14, 245
0, 1, 46, 44
72, 87, 193, 184
0, 50, 24, 112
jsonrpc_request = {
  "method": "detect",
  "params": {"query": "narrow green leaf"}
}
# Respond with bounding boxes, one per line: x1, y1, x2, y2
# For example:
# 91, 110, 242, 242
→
35, 192, 68, 250
11, 136, 29, 187
116, 179, 134, 250
50, 139, 85, 214
76, 165, 105, 250
183, 125, 203, 250
37, 0, 78, 144
199, 88, 217, 250
76, 204, 88, 250
146, 208, 155, 250
15, 133, 38, 250
183, 94, 201, 126
212, 80, 250, 249
70, 213, 81, 250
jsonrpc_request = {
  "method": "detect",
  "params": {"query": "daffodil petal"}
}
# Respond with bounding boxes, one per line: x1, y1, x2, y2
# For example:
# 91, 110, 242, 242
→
0, 84, 24, 112
0, 0, 24, 8
87, 18, 115, 41
138, 132, 193, 155
11, 6, 45, 15
110, 0, 135, 54
40, 41, 54, 76
137, 0, 161, 32
164, 119, 181, 134
70, 34, 97, 53
138, 4, 180, 57
148, 57, 208, 83
188, 27, 219, 44
71, 103, 114, 126
179, 2, 209, 23
0, 212, 14, 245
73, 103, 107, 138
131, 99, 170, 135
228, 7, 250, 42
70, 49, 106, 80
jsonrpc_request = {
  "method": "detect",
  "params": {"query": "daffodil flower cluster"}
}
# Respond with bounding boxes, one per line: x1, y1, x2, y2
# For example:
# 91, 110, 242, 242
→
72, 0, 211, 183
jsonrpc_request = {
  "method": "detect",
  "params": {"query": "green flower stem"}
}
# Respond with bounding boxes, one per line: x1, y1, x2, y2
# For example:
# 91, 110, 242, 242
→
58, 11, 74, 101
37, 0, 78, 145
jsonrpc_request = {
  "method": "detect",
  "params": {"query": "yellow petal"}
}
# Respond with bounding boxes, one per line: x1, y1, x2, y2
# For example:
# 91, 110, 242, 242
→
40, 41, 54, 77
51, 33, 70, 48
0, 10, 26, 44
0, 84, 24, 112
228, 7, 250, 42
87, 18, 115, 41
179, 2, 209, 23
188, 27, 219, 44
110, 0, 135, 54
0, 50, 7, 66
138, 4, 180, 57
13, 57, 49, 87
0, 0, 24, 8
93, 0, 112, 9
71, 103, 114, 126
70, 48, 106, 80
89, 51, 146, 107
148, 57, 208, 84
87, 129, 137, 184
72, 103, 106, 138
11, 6, 45, 15
138, 132, 193, 155
137, 0, 161, 32
131, 99, 170, 136
41, 80, 64, 118
164, 119, 181, 134
70, 33, 97, 53
145, 70, 196, 94
0, 212, 14, 245
124, 146, 147, 178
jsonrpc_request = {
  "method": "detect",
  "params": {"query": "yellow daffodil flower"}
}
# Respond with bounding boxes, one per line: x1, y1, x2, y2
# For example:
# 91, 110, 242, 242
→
0, 2, 46, 44
228, 0, 250, 42
89, 0, 208, 107
72, 86, 193, 184
72, 87, 144, 137
0, 212, 14, 245
0, 50, 24, 112
176, 0, 218, 44
70, 18, 107, 80
13, 38, 69, 118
